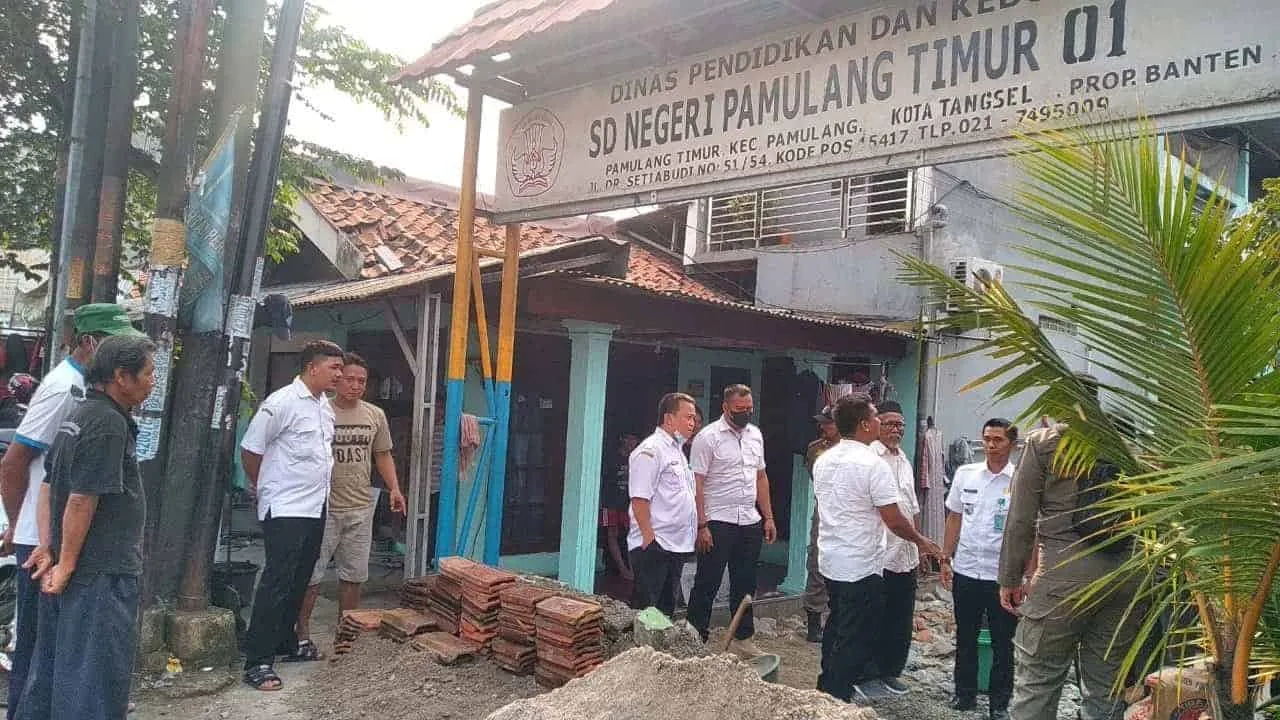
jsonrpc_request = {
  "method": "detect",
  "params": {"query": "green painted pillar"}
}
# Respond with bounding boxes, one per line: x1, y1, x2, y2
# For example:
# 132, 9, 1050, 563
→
557, 320, 616, 592
780, 351, 830, 595
780, 454, 813, 595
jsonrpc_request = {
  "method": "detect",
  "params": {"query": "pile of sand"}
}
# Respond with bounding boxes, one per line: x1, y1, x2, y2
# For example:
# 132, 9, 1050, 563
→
486, 647, 878, 720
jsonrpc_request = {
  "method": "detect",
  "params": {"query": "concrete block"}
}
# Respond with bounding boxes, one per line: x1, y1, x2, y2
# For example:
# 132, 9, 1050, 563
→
138, 606, 168, 654
166, 608, 238, 669
632, 607, 674, 649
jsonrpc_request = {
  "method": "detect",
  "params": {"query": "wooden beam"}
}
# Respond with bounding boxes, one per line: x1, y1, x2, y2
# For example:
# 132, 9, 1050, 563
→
383, 300, 417, 373
450, 72, 527, 105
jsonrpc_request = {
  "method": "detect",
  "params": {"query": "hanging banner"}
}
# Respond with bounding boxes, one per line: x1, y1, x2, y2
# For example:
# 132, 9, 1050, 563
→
182, 116, 238, 333
494, 0, 1280, 222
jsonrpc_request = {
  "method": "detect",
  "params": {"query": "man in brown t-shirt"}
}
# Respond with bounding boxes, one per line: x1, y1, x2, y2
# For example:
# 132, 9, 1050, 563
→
297, 353, 404, 646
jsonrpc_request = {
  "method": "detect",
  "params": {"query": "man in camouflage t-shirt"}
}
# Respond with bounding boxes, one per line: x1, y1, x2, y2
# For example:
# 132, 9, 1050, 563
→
296, 353, 405, 647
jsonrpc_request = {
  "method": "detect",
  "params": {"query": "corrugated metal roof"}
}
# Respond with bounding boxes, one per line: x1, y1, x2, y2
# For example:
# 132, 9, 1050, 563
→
393, 0, 622, 82
542, 270, 917, 340
276, 240, 603, 308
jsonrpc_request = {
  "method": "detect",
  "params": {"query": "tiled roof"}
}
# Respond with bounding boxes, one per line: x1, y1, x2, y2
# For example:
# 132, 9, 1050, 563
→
302, 182, 731, 301
306, 183, 574, 279
394, 0, 622, 81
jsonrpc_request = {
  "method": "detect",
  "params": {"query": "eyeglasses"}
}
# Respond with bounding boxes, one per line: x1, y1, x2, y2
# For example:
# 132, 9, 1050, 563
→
882, 421, 906, 429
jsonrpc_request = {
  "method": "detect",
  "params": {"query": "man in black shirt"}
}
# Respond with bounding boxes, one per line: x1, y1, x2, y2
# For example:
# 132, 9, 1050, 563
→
17, 336, 155, 720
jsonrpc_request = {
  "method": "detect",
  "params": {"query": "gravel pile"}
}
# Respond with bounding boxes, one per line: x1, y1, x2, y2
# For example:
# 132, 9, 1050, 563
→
486, 647, 879, 720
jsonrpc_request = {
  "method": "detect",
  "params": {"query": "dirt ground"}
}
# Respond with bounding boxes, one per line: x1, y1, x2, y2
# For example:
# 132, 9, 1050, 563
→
128, 578, 996, 720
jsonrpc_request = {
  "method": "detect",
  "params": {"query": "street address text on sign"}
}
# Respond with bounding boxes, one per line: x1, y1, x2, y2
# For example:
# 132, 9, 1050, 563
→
494, 0, 1280, 222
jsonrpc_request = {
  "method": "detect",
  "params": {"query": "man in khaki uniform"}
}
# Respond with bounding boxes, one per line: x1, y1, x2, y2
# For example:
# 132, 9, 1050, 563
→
998, 414, 1139, 720
803, 406, 840, 643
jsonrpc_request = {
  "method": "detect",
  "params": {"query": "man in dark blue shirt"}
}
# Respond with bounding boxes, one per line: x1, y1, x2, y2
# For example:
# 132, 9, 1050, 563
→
17, 335, 155, 720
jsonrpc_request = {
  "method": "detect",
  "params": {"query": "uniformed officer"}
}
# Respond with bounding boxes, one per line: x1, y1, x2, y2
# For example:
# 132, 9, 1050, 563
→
627, 392, 699, 617
803, 405, 840, 643
999, 376, 1141, 720
942, 419, 1019, 720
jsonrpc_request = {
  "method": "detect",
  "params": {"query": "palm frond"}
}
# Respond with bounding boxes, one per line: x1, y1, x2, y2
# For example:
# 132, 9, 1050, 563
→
897, 116, 1280, 704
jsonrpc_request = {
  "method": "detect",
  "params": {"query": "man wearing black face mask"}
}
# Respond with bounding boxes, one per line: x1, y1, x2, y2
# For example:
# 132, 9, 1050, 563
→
687, 384, 775, 658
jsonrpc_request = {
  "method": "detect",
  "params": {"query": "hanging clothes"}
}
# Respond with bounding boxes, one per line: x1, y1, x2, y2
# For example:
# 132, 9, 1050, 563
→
459, 413, 482, 474
789, 369, 824, 454
920, 424, 948, 543
945, 436, 973, 484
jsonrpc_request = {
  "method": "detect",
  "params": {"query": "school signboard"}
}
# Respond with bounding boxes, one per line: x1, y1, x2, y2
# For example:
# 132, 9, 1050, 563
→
492, 0, 1280, 222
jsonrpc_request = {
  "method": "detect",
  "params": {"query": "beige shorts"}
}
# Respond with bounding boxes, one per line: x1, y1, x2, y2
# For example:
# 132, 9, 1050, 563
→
311, 503, 376, 585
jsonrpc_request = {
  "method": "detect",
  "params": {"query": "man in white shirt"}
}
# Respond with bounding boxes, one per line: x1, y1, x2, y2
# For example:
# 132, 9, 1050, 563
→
627, 393, 699, 617
942, 418, 1019, 720
813, 396, 942, 704
688, 384, 775, 658
0, 303, 143, 720
239, 341, 344, 691
862, 400, 921, 697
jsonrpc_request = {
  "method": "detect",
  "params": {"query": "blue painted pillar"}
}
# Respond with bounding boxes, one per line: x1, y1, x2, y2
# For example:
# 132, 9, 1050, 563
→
780, 351, 830, 595
557, 321, 616, 592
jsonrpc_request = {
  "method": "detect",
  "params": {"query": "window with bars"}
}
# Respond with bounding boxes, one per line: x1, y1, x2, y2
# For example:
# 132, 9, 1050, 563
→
1038, 314, 1079, 336
705, 170, 913, 252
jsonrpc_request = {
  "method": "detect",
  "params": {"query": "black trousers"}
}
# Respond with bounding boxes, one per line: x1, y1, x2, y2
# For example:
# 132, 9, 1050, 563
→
817, 574, 885, 702
687, 520, 763, 641
243, 513, 325, 670
954, 572, 1018, 709
628, 542, 684, 618
876, 568, 918, 680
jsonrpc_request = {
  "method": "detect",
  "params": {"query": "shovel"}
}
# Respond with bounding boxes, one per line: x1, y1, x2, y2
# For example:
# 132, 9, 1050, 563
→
723, 594, 781, 683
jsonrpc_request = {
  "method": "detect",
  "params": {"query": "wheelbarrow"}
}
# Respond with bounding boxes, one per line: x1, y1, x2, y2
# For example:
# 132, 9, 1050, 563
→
724, 594, 781, 683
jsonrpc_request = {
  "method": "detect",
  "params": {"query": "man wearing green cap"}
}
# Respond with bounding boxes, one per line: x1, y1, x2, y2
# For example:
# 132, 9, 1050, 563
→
0, 303, 141, 720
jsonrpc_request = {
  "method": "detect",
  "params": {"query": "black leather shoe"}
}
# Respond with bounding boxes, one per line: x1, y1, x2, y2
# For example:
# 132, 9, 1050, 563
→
805, 611, 823, 643
989, 708, 1010, 720
949, 696, 977, 712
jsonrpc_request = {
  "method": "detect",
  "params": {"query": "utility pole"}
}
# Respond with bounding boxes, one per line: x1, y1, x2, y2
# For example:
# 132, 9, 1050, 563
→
48, 0, 99, 364
91, 0, 141, 302
148, 0, 268, 608
43, 3, 82, 372
64, 0, 115, 310
137, 0, 215, 607
176, 0, 307, 610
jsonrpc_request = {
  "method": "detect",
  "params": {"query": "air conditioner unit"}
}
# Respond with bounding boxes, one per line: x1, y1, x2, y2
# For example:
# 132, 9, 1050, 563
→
944, 257, 1004, 313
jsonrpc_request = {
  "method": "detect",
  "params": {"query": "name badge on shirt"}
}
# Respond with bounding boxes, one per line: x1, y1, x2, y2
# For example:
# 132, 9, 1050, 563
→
993, 496, 1009, 532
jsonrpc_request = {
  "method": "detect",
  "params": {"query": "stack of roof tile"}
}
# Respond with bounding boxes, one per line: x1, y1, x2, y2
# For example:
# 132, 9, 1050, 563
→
429, 572, 463, 635
399, 575, 435, 613
378, 608, 437, 643
493, 584, 557, 674
533, 596, 604, 687
334, 609, 384, 655
442, 557, 517, 651
412, 631, 482, 666
498, 584, 557, 645
491, 637, 538, 675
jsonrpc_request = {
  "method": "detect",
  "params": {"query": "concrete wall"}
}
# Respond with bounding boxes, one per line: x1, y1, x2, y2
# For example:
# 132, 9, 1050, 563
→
738, 154, 1142, 443
922, 157, 1134, 441
754, 234, 920, 321
676, 346, 765, 420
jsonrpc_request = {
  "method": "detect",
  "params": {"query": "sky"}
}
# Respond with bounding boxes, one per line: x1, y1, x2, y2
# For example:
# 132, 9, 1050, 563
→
288, 0, 507, 193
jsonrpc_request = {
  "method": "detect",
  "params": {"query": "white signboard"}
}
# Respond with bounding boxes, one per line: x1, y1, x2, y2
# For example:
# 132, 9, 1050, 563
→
494, 0, 1280, 222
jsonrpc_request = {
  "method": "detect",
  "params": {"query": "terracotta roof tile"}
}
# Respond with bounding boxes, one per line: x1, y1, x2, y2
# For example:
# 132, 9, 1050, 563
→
304, 182, 731, 302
